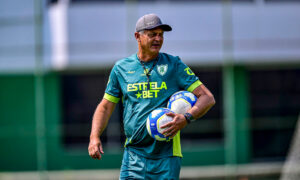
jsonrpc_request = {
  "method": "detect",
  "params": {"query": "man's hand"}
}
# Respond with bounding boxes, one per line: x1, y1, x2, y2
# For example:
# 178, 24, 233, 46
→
88, 136, 104, 160
160, 112, 188, 138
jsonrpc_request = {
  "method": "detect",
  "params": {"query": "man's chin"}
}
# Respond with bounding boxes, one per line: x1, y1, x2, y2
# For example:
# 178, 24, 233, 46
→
150, 47, 161, 53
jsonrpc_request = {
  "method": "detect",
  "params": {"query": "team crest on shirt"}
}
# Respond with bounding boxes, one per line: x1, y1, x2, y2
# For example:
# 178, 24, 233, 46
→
157, 64, 168, 76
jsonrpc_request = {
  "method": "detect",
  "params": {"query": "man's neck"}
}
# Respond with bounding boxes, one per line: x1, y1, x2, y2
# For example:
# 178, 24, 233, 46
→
137, 52, 159, 62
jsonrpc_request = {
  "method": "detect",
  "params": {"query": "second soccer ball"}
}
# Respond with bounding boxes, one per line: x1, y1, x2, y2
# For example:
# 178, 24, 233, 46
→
167, 91, 197, 114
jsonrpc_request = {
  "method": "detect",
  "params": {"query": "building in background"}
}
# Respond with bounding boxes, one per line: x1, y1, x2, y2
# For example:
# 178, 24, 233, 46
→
0, 0, 300, 178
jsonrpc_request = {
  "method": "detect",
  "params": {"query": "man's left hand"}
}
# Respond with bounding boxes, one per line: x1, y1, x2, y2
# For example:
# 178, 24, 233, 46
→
160, 112, 188, 138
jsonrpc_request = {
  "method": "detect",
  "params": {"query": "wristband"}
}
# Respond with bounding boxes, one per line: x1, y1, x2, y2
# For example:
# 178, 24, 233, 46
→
184, 113, 195, 124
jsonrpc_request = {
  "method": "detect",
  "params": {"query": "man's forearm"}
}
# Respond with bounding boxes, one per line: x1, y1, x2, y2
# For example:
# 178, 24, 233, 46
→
189, 93, 215, 119
188, 84, 215, 120
90, 99, 116, 138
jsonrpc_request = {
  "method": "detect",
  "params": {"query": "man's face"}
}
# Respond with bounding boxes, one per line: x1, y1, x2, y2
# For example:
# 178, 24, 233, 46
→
138, 28, 164, 55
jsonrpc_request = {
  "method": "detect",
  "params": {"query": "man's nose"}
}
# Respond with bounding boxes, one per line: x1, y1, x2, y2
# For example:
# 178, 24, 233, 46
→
154, 35, 163, 41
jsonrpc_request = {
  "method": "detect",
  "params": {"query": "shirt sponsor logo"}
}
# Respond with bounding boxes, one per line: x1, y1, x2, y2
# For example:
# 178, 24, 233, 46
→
127, 81, 167, 99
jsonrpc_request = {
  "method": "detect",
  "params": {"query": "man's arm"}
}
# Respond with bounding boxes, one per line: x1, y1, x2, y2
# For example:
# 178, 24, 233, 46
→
162, 84, 215, 138
88, 98, 116, 160
188, 84, 216, 119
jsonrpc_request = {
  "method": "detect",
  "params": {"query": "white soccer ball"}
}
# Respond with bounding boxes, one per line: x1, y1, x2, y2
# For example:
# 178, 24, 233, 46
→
146, 108, 174, 141
167, 91, 197, 114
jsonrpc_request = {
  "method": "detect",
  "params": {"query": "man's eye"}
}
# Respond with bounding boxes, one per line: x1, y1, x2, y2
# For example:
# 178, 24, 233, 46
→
147, 33, 163, 38
148, 33, 155, 37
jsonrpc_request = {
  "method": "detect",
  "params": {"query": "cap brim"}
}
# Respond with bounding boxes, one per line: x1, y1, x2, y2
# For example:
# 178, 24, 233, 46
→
144, 24, 172, 31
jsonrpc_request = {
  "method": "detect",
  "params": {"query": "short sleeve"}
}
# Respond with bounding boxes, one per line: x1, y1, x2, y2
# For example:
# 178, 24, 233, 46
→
104, 65, 122, 103
176, 57, 202, 92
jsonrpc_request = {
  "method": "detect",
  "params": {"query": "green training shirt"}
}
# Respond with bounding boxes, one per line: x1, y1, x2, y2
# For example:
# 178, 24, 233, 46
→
104, 52, 202, 158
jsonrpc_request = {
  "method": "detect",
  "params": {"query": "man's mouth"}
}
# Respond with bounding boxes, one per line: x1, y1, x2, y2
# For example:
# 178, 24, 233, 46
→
152, 44, 160, 48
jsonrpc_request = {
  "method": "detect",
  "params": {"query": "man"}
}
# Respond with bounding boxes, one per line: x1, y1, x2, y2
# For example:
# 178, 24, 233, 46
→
88, 13, 215, 179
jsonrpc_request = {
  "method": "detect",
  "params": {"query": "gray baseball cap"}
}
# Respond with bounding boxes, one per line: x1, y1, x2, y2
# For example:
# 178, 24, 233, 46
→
135, 14, 172, 32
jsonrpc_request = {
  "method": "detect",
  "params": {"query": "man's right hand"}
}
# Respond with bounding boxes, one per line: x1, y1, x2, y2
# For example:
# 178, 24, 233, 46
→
88, 136, 104, 160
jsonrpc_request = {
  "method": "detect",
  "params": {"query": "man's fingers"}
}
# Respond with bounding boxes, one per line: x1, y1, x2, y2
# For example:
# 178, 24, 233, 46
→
95, 144, 104, 160
161, 123, 176, 135
160, 121, 172, 129
90, 147, 98, 158
168, 129, 178, 138
95, 149, 101, 159
165, 127, 178, 137
161, 112, 177, 128
99, 144, 104, 154
88, 143, 104, 160
91, 148, 101, 160
161, 126, 170, 135
166, 112, 175, 117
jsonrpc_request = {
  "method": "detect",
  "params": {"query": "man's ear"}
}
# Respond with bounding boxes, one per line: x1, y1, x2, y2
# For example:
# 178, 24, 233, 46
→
134, 32, 140, 41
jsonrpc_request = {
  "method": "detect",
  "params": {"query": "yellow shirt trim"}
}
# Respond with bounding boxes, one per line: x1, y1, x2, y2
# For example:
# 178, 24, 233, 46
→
187, 80, 202, 92
104, 93, 120, 103
173, 131, 183, 157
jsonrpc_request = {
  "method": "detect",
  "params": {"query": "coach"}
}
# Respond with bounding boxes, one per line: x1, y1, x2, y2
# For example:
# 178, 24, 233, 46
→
88, 13, 215, 179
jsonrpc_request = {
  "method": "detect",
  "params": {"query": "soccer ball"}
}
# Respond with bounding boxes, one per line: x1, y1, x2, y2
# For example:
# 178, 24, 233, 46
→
167, 91, 197, 114
146, 108, 174, 141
